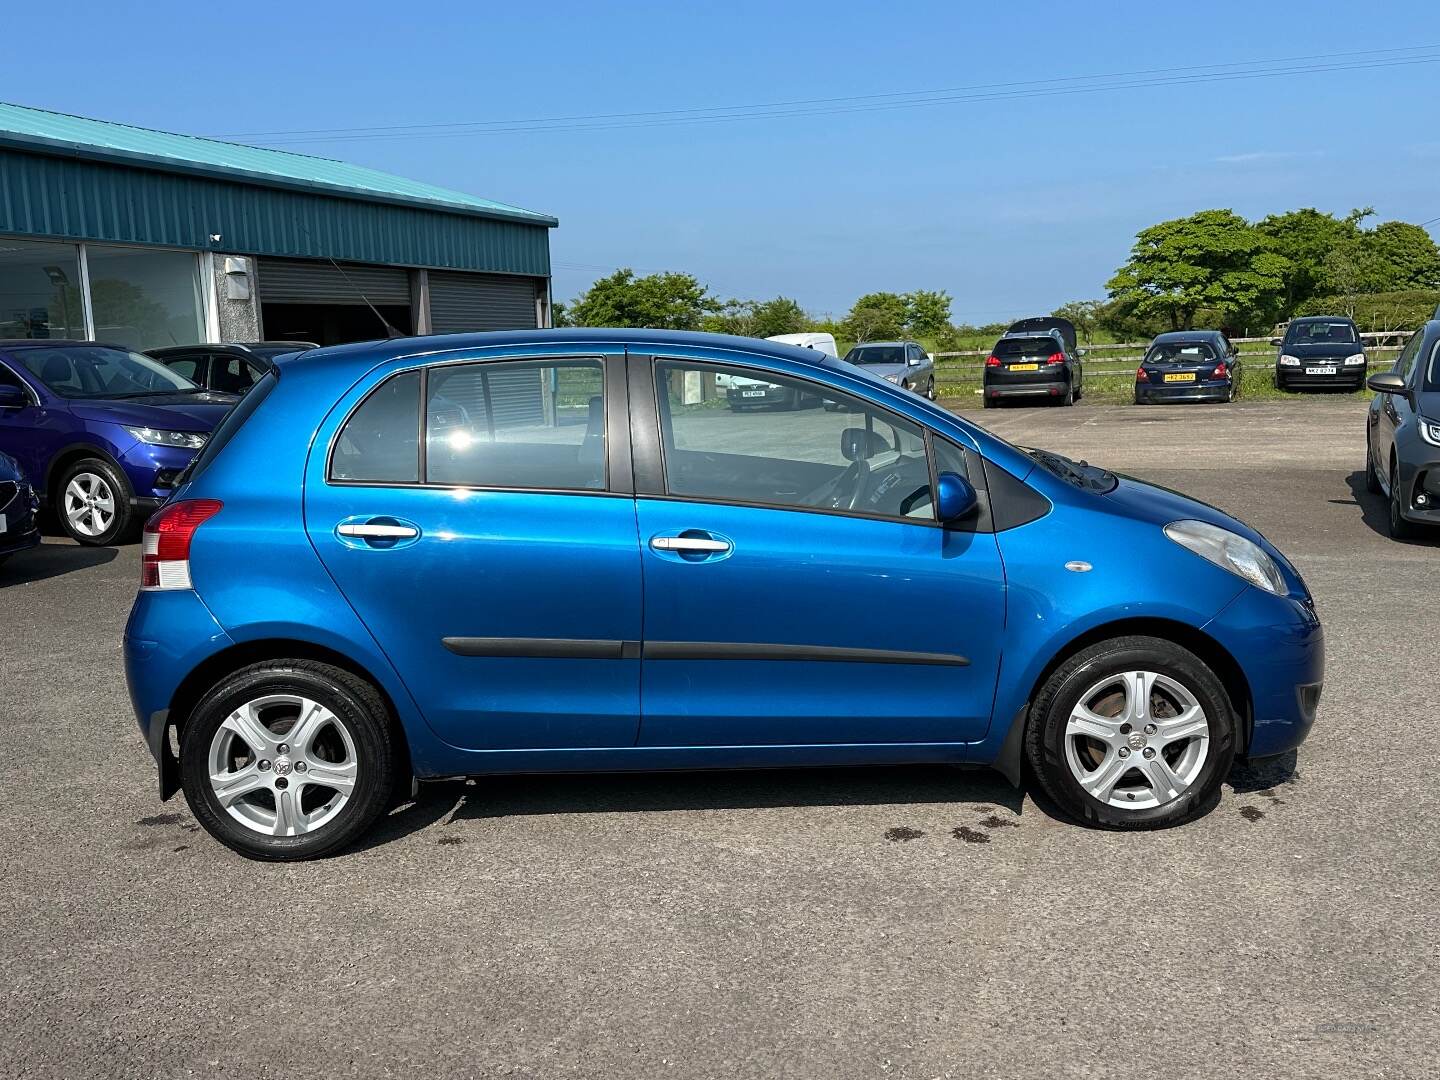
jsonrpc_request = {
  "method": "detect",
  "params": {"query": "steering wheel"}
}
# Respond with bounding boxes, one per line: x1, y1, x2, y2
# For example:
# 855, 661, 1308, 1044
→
804, 456, 873, 511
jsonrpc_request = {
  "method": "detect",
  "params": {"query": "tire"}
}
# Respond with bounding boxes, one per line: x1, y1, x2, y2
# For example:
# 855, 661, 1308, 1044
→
1388, 457, 1420, 539
926, 377, 936, 401
982, 396, 996, 409
1023, 635, 1237, 829
1060, 384, 1075, 407
1364, 437, 1381, 495
179, 660, 398, 861
56, 457, 136, 546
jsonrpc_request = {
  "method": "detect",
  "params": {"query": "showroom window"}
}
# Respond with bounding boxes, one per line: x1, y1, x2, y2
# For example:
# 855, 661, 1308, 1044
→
86, 246, 204, 351
0, 238, 85, 339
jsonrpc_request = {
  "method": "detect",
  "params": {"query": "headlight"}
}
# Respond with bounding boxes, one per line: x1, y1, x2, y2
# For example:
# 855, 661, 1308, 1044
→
1278, 354, 1300, 366
123, 426, 208, 450
1164, 519, 1286, 595
1344, 353, 1366, 366
1420, 418, 1440, 447
883, 374, 901, 384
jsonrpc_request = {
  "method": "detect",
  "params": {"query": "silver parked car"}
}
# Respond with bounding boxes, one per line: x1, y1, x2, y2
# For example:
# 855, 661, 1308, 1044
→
841, 341, 936, 400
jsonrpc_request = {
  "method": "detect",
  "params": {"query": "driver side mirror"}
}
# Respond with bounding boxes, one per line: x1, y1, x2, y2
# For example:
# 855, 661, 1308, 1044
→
935, 471, 978, 522
1269, 338, 1283, 347
0, 384, 27, 409
1367, 372, 1407, 395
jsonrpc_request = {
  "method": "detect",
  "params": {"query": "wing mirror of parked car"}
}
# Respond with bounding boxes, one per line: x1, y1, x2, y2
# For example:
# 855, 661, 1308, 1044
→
841, 428, 892, 461
1269, 337, 1283, 347
0, 385, 26, 409
1075, 348, 1086, 358
935, 471, 978, 522
1367, 372, 1407, 394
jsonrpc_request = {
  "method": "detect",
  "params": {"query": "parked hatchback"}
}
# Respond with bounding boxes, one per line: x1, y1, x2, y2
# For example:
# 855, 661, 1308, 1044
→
983, 317, 1084, 407
148, 342, 317, 395
1274, 316, 1367, 392
841, 341, 936, 400
1365, 319, 1440, 538
0, 341, 237, 545
125, 329, 1322, 860
1135, 330, 1240, 404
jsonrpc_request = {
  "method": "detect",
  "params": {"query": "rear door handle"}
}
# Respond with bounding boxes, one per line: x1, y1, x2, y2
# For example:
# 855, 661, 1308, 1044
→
338, 523, 419, 539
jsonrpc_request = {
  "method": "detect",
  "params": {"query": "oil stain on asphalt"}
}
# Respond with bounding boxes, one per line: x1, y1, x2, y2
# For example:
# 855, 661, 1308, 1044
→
1239, 806, 1265, 822
952, 826, 991, 844
884, 827, 925, 842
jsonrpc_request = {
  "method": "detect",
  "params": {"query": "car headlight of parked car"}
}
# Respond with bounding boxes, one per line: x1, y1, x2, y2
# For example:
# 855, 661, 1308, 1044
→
1419, 418, 1440, 447
883, 374, 901, 384
1278, 354, 1301, 366
123, 426, 208, 450
1163, 519, 1286, 595
1344, 353, 1367, 366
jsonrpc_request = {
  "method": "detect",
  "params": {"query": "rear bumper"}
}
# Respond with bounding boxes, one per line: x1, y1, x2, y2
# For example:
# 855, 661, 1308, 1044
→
1136, 381, 1231, 403
984, 378, 1069, 400
1204, 586, 1324, 758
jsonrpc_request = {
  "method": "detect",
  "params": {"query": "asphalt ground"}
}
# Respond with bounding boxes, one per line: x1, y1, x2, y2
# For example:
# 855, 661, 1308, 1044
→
1, 397, 1436, 1079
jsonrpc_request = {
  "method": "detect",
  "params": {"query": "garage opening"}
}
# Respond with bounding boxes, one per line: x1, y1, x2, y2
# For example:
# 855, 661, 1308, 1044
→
257, 258, 412, 346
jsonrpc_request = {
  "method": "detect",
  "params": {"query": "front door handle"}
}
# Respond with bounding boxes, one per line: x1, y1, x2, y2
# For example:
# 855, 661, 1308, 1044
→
650, 536, 730, 553
338, 523, 419, 539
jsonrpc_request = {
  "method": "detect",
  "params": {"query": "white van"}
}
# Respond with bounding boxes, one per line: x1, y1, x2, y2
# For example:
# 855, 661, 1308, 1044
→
714, 332, 840, 410
765, 331, 839, 357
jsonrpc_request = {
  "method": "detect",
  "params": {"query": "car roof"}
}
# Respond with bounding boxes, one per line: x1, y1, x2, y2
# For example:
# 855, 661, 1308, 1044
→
273, 328, 841, 380
148, 341, 317, 357
1289, 315, 1356, 324
1150, 330, 1223, 343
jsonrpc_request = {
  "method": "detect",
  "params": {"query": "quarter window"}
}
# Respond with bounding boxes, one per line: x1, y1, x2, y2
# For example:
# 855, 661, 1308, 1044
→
331, 371, 420, 483
656, 360, 934, 520
425, 359, 606, 490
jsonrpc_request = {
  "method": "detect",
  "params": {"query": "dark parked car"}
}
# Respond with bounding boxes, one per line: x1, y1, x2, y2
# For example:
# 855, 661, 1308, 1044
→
0, 341, 237, 546
1135, 331, 1240, 404
1365, 319, 1440, 538
148, 342, 317, 395
124, 329, 1320, 860
0, 449, 41, 568
983, 317, 1084, 407
840, 342, 937, 400
1273, 316, 1367, 392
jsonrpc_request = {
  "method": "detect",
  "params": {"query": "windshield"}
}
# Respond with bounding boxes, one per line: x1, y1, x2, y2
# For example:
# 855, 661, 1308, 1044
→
994, 337, 1058, 359
845, 345, 905, 366
13, 345, 199, 399
1285, 321, 1358, 346
1144, 341, 1218, 365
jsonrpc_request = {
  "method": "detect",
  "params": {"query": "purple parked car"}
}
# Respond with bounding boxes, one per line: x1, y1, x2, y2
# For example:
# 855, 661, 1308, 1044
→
0, 341, 237, 546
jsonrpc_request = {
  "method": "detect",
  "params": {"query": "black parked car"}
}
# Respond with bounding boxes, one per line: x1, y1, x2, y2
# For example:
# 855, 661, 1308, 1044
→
1273, 316, 1367, 392
1365, 319, 1440, 538
983, 317, 1084, 408
147, 342, 317, 396
0, 448, 41, 569
1135, 330, 1240, 404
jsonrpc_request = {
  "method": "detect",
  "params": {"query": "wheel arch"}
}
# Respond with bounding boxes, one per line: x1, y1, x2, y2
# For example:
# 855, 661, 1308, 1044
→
160, 638, 413, 798
45, 442, 127, 504
994, 615, 1253, 786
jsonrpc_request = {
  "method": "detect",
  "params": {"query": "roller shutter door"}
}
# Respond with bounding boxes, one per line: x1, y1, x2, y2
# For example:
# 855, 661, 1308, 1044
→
429, 271, 539, 333
257, 258, 411, 305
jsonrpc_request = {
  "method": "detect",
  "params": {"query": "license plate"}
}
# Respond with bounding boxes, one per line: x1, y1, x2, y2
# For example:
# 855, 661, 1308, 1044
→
1009, 363, 1040, 371
741, 390, 767, 397
1305, 366, 1337, 376
1163, 372, 1196, 383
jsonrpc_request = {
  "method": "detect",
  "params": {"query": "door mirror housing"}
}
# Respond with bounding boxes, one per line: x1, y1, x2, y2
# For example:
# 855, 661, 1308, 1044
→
1269, 337, 1283, 347
0, 384, 27, 409
1367, 372, 1407, 395
1075, 348, 1087, 358
935, 471, 978, 522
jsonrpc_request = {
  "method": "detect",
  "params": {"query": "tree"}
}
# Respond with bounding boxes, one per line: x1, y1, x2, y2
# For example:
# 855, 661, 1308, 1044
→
1364, 221, 1440, 291
1256, 208, 1362, 313
751, 296, 810, 338
904, 290, 952, 337
1052, 300, 1105, 343
567, 268, 716, 330
841, 292, 909, 342
1106, 210, 1289, 330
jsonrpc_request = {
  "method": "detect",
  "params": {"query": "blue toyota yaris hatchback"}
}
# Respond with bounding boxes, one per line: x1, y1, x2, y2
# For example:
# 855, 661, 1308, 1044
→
124, 330, 1323, 860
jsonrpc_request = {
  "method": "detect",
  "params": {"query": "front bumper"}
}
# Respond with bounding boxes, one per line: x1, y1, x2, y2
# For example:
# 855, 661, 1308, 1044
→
119, 443, 201, 502
1204, 585, 1324, 758
0, 481, 41, 556
1395, 449, 1440, 525
1277, 367, 1365, 391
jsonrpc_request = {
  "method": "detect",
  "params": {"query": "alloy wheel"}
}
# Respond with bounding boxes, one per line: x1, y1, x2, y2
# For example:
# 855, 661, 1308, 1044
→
1063, 670, 1210, 809
63, 472, 115, 538
207, 693, 359, 837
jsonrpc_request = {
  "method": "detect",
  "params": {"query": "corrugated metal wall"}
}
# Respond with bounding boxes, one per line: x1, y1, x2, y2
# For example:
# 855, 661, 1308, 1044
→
428, 270, 539, 332
0, 148, 551, 277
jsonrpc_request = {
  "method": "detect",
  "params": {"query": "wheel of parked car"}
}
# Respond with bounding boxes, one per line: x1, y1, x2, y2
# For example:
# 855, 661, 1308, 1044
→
179, 660, 398, 861
1387, 455, 1421, 539
1060, 384, 1075, 407
926, 377, 936, 401
1365, 436, 1381, 495
56, 457, 136, 546
1024, 636, 1236, 829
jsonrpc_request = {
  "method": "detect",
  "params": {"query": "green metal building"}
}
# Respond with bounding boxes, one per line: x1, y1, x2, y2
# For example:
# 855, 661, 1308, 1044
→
0, 102, 557, 349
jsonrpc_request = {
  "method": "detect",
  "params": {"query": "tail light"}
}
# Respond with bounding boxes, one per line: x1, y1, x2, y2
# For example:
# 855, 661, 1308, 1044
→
1136, 366, 1148, 381
1213, 361, 1229, 379
1046, 352, 1065, 365
985, 355, 1001, 367
141, 499, 222, 591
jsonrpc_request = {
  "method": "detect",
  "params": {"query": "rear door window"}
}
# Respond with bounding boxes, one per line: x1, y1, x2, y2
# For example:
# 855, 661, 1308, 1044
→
330, 371, 421, 484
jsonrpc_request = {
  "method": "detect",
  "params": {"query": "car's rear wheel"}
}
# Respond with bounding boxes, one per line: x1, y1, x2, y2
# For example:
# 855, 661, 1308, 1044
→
56, 458, 135, 546
926, 377, 936, 401
1060, 384, 1075, 406
1024, 636, 1236, 829
179, 660, 397, 861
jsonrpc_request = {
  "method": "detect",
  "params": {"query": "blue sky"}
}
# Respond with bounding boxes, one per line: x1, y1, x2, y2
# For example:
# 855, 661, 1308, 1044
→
9, 0, 1440, 322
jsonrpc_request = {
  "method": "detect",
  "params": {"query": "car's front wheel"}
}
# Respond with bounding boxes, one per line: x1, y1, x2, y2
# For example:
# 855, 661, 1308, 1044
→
180, 660, 398, 860
56, 457, 135, 546
1024, 636, 1236, 828
1364, 435, 1381, 494
1388, 456, 1421, 539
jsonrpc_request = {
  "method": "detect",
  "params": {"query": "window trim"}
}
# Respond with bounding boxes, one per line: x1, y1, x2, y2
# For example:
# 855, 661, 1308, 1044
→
325, 352, 626, 496
646, 355, 945, 529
